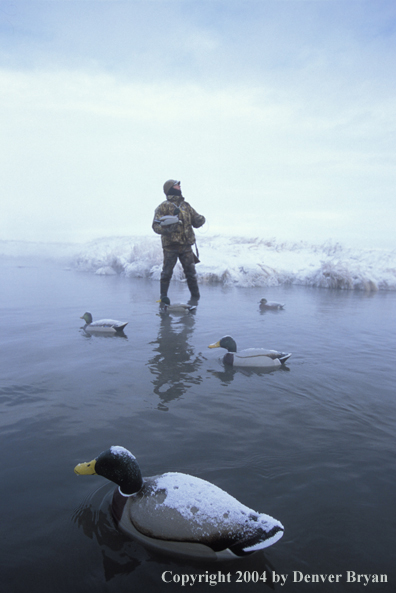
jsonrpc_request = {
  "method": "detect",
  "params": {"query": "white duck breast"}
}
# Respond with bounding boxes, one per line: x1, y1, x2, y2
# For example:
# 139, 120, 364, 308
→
232, 348, 288, 367
122, 473, 284, 553
87, 319, 128, 333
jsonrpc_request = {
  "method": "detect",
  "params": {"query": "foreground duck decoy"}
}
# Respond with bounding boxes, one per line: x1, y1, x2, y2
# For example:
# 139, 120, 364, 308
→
74, 446, 284, 560
209, 336, 291, 368
80, 312, 128, 334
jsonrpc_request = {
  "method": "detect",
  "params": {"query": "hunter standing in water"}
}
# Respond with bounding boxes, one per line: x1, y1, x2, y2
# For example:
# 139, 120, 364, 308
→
152, 179, 205, 302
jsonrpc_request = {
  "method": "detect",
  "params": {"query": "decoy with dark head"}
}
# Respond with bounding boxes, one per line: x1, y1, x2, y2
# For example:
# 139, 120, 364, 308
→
74, 446, 284, 560
209, 336, 291, 368
156, 297, 196, 313
80, 312, 128, 334
259, 298, 285, 310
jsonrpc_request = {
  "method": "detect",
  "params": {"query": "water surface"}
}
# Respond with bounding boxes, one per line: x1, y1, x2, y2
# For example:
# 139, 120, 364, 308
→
0, 258, 395, 592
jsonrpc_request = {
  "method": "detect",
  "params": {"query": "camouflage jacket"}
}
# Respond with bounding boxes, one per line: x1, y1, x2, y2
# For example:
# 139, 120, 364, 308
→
152, 195, 205, 248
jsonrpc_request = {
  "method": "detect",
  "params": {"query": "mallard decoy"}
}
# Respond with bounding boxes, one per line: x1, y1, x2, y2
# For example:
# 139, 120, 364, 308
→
209, 336, 291, 368
156, 297, 196, 313
80, 312, 128, 334
259, 298, 285, 310
74, 446, 284, 560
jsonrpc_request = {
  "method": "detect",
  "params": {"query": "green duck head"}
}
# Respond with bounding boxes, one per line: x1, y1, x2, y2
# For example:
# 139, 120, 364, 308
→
80, 312, 93, 324
74, 446, 144, 496
208, 336, 237, 353
156, 297, 171, 306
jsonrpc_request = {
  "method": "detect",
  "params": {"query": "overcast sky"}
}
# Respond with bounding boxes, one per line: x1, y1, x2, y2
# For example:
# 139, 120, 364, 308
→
1, 0, 395, 248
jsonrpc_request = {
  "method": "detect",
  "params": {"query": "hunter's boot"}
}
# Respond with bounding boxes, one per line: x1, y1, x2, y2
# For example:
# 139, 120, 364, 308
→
187, 276, 200, 302
160, 279, 170, 298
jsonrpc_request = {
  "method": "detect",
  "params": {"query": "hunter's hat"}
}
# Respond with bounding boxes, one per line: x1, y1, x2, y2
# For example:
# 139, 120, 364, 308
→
163, 179, 180, 195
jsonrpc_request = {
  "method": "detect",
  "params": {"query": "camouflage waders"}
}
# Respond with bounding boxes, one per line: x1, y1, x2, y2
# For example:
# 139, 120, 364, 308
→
160, 245, 200, 299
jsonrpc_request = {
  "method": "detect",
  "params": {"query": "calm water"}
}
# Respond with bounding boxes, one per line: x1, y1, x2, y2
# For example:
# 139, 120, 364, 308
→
1, 258, 395, 592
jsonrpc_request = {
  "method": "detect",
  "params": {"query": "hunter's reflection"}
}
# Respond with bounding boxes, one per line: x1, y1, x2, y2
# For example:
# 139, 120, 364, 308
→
148, 311, 203, 409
